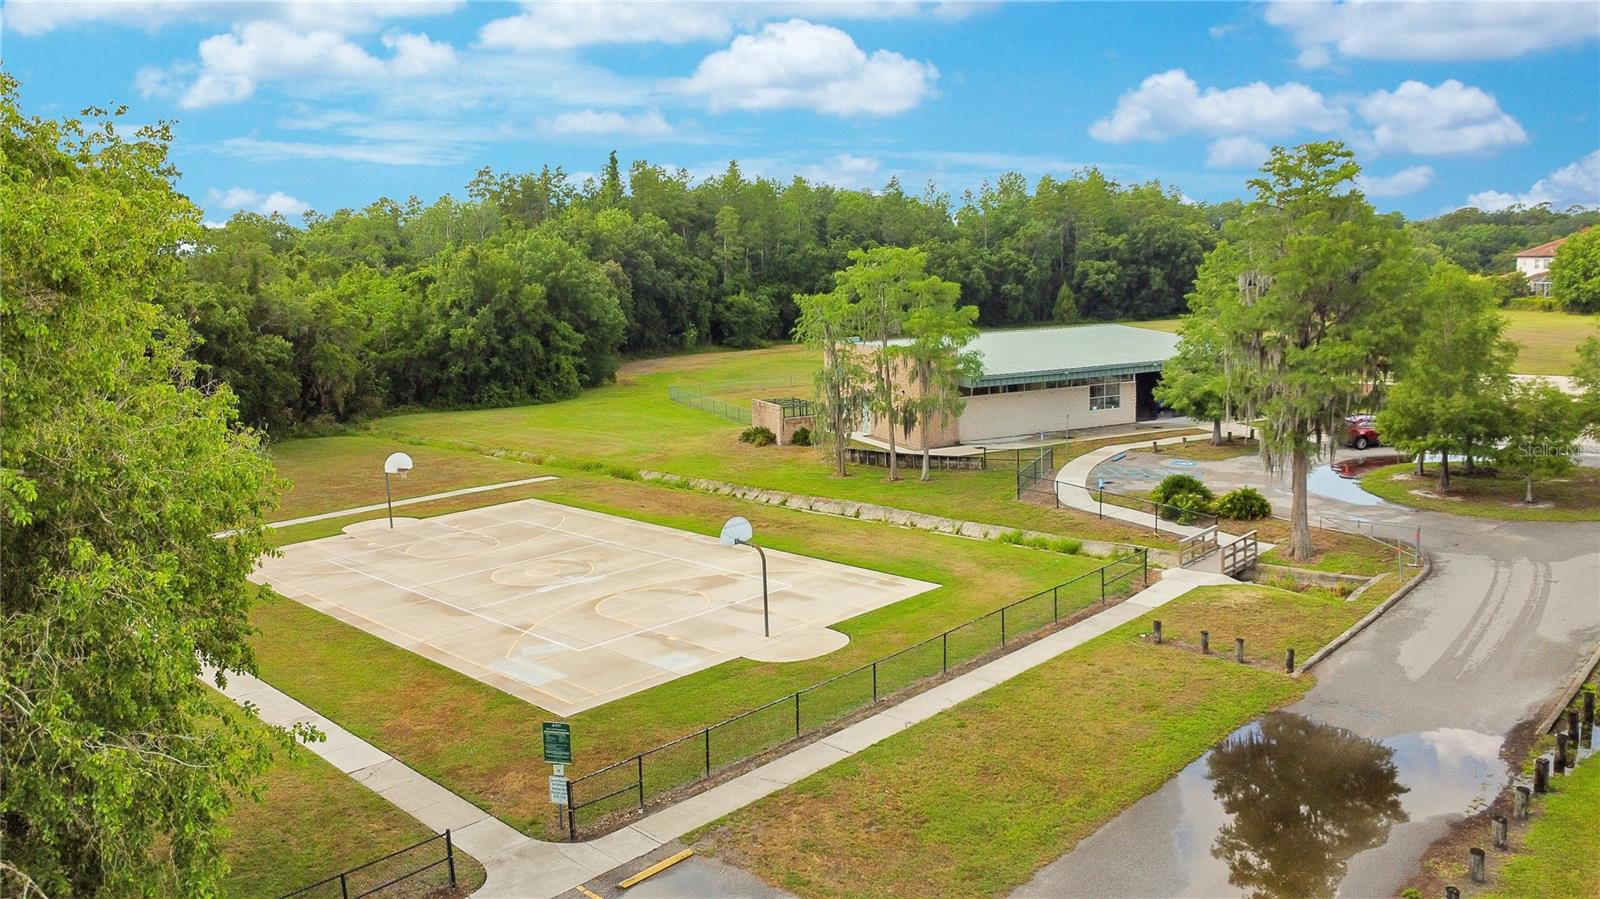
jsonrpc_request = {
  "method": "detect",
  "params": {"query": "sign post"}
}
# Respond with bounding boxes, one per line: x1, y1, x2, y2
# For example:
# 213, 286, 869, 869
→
542, 721, 573, 835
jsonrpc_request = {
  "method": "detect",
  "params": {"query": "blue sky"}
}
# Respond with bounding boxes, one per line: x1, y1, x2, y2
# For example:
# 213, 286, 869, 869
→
5, 1, 1598, 222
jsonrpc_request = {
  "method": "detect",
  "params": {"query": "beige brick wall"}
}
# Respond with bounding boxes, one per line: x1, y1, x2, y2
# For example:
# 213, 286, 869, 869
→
956, 380, 1135, 442
751, 399, 815, 446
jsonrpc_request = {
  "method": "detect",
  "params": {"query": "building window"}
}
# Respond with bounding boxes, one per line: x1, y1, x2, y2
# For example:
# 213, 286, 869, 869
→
1089, 380, 1121, 411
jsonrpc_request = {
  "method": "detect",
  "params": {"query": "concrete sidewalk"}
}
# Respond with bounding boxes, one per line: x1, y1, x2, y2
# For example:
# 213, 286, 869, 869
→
217, 567, 1236, 898
1052, 426, 1273, 560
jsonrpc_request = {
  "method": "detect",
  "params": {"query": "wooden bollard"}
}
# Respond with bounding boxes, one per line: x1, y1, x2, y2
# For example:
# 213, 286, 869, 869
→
1285, 647, 1295, 674
1469, 848, 1486, 884
1152, 440, 1159, 454
1445, 887, 1460, 899
1569, 709, 1581, 748
1514, 785, 1531, 819
1556, 733, 1569, 771
1235, 637, 1246, 664
1153, 620, 1163, 644
1534, 757, 1549, 793
1200, 631, 1210, 654
1585, 691, 1595, 728
1492, 815, 1508, 850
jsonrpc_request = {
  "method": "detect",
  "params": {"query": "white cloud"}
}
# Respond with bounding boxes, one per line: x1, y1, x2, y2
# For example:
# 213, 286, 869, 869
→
1205, 136, 1271, 169
1089, 69, 1345, 143
206, 186, 312, 217
4, 0, 461, 36
219, 136, 468, 167
1265, 0, 1600, 67
677, 20, 937, 117
542, 109, 675, 139
796, 153, 883, 188
1465, 150, 1600, 211
1359, 80, 1526, 155
153, 22, 456, 108
477, 1, 961, 50
1356, 165, 1435, 197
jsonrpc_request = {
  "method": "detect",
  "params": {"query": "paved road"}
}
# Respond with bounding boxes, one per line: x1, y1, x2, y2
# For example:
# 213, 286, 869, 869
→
1019, 455, 1600, 898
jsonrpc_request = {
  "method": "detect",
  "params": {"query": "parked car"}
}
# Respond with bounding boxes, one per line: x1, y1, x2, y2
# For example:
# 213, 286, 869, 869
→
1344, 415, 1380, 450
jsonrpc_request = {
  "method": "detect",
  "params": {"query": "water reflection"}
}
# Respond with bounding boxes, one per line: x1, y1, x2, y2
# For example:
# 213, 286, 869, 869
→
1206, 713, 1409, 898
1306, 465, 1387, 506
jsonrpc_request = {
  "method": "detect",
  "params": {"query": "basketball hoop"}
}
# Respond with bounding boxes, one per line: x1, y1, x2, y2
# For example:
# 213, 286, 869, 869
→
720, 517, 770, 637
383, 452, 415, 528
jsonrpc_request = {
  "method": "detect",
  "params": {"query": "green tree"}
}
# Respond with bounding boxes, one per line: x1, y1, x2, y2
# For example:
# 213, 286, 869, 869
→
835, 247, 931, 481
1496, 380, 1583, 503
794, 289, 869, 477
1571, 335, 1600, 437
899, 289, 981, 480
1154, 311, 1231, 444
1376, 262, 1515, 491
1194, 143, 1422, 559
1, 78, 308, 895
1550, 226, 1600, 312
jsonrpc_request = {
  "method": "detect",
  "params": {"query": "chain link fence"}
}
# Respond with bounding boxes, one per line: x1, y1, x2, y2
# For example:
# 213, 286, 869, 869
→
279, 831, 458, 899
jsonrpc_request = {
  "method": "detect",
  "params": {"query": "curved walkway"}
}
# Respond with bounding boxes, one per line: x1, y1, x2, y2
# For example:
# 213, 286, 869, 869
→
217, 568, 1238, 898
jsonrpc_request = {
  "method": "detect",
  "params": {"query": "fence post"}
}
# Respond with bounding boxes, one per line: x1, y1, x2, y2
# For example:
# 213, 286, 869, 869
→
1142, 549, 1148, 585
567, 781, 578, 841
1053, 585, 1059, 621
1514, 785, 1531, 819
1153, 620, 1162, 644
1200, 631, 1210, 654
1001, 607, 1007, 646
1285, 648, 1296, 674
1492, 815, 1508, 850
704, 727, 711, 778
637, 755, 646, 809
795, 692, 802, 738
1098, 489, 1103, 518
445, 829, 457, 887
872, 661, 879, 702
339, 872, 349, 899
1100, 566, 1106, 604
1468, 848, 1486, 884
1236, 638, 1246, 664
1534, 757, 1549, 793
942, 631, 949, 673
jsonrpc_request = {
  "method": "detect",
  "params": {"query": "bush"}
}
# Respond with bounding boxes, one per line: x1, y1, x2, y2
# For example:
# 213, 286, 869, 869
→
1150, 473, 1214, 505
1213, 487, 1271, 520
1168, 491, 1213, 525
996, 530, 1083, 556
791, 426, 813, 446
739, 425, 776, 446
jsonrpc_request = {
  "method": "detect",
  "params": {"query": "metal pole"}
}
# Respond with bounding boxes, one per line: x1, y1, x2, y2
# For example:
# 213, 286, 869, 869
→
740, 540, 771, 637
704, 728, 711, 777
340, 873, 349, 899
637, 755, 645, 808
445, 830, 457, 887
385, 471, 394, 529
794, 692, 801, 737
567, 782, 578, 841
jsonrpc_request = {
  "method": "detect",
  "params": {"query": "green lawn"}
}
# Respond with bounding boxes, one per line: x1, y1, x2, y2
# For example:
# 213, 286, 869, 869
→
219, 706, 486, 898
1499, 308, 1599, 375
1359, 463, 1600, 521
1143, 583, 1389, 666
1484, 749, 1600, 899
249, 468, 1118, 839
693, 588, 1310, 899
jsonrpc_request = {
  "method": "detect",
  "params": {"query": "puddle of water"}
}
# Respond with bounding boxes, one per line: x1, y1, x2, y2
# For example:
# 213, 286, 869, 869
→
1307, 464, 1387, 506
1138, 712, 1507, 898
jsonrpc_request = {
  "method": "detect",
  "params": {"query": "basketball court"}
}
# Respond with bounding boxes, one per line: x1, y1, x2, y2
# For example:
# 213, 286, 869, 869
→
252, 498, 937, 715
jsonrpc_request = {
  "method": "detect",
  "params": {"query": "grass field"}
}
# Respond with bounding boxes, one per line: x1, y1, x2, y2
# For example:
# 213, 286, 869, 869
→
693, 586, 1321, 899
218, 707, 486, 897
1483, 750, 1600, 898
249, 467, 1117, 837
1360, 463, 1600, 521
1499, 309, 1599, 375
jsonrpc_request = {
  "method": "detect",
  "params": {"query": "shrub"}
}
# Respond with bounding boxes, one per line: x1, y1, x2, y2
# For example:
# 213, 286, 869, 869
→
1150, 473, 1214, 505
1169, 491, 1213, 525
1213, 487, 1271, 520
791, 426, 813, 446
1048, 536, 1084, 555
739, 425, 776, 446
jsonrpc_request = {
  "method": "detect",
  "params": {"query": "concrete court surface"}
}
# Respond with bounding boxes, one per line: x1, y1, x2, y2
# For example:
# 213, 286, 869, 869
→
252, 498, 935, 716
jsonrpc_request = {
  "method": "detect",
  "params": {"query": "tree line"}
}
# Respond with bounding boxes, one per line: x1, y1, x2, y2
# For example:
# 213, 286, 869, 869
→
181, 153, 1233, 433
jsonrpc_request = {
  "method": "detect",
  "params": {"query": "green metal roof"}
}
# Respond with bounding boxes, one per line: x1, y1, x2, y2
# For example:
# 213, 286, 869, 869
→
959, 323, 1179, 388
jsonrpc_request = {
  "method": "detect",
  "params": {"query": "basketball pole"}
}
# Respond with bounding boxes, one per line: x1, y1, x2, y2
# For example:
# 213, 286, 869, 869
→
737, 538, 770, 637
385, 470, 394, 529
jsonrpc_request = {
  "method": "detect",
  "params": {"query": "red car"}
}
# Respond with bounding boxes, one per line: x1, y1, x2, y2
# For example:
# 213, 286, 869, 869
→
1344, 415, 1380, 450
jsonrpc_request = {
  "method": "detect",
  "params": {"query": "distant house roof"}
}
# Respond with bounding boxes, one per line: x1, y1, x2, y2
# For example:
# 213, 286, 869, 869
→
1515, 236, 1570, 258
956, 323, 1180, 388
